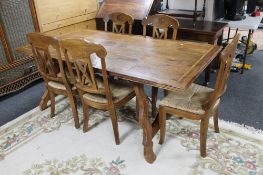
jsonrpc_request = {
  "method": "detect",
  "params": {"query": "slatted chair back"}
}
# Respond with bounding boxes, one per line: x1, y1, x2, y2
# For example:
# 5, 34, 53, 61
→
103, 12, 134, 34
142, 14, 179, 40
27, 32, 69, 87
205, 34, 240, 111
60, 38, 113, 100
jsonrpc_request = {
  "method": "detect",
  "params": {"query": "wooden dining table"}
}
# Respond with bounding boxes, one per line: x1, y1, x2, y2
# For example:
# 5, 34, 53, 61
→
17, 29, 222, 163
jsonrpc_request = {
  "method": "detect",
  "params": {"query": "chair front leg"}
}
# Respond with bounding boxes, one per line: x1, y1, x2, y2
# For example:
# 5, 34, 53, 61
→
159, 106, 166, 144
49, 90, 56, 118
108, 104, 120, 145
39, 88, 50, 111
67, 93, 80, 129
200, 118, 209, 157
213, 108, 220, 133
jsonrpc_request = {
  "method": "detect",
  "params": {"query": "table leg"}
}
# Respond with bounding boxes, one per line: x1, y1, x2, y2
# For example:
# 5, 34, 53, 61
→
39, 89, 50, 111
135, 83, 156, 164
204, 64, 211, 86
202, 0, 206, 19
241, 29, 253, 74
151, 87, 158, 118
204, 36, 219, 86
227, 27, 231, 43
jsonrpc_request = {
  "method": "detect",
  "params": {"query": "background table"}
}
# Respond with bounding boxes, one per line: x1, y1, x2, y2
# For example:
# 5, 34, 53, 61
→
218, 13, 263, 74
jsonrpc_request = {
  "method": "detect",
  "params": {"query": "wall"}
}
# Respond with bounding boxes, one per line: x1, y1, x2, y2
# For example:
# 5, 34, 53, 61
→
163, 0, 216, 21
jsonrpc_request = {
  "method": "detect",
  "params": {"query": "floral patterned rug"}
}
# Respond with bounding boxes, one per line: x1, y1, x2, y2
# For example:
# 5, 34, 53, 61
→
0, 96, 263, 175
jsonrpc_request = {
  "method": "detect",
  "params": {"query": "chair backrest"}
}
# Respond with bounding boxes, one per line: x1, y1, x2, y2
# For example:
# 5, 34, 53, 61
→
60, 38, 113, 100
205, 33, 240, 111
27, 32, 69, 86
142, 14, 179, 40
103, 12, 134, 34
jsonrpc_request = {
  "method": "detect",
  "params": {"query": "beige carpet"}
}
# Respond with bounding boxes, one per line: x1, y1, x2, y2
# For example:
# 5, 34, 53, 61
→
1, 97, 263, 175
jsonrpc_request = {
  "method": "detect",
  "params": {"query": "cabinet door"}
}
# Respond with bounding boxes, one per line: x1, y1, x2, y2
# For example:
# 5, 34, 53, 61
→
0, 0, 35, 61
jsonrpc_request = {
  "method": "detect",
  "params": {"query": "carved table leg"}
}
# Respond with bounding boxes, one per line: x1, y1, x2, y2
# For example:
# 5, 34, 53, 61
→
134, 83, 156, 164
39, 89, 50, 111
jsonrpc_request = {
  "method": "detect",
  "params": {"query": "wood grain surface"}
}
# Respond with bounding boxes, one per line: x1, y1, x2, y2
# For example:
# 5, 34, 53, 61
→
17, 29, 221, 91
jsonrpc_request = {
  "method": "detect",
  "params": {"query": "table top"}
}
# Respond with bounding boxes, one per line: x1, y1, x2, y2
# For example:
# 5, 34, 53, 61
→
218, 13, 263, 30
17, 30, 221, 91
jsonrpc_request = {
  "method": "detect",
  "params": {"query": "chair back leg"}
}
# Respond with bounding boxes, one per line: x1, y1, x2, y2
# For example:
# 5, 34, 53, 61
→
200, 118, 209, 157
49, 90, 56, 118
158, 106, 166, 144
82, 103, 90, 132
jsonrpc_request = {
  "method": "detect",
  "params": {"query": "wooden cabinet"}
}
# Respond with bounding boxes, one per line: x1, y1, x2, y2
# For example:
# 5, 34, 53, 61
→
34, 0, 98, 33
45, 20, 97, 36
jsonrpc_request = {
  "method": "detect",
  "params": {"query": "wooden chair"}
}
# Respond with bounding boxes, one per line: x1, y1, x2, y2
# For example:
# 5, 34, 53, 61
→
142, 14, 180, 117
103, 12, 134, 34
27, 32, 80, 129
158, 33, 240, 157
60, 38, 136, 145
142, 14, 179, 40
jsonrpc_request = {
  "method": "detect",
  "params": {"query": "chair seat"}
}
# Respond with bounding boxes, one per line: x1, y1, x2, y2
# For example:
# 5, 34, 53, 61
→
83, 79, 134, 104
160, 83, 219, 115
48, 81, 76, 91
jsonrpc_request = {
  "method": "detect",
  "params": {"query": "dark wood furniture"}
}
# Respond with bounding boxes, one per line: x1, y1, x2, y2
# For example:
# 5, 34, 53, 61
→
158, 34, 240, 158
96, 0, 162, 34
17, 29, 222, 163
159, 0, 207, 23
60, 38, 136, 145
177, 19, 227, 45
104, 12, 134, 34
27, 32, 80, 129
